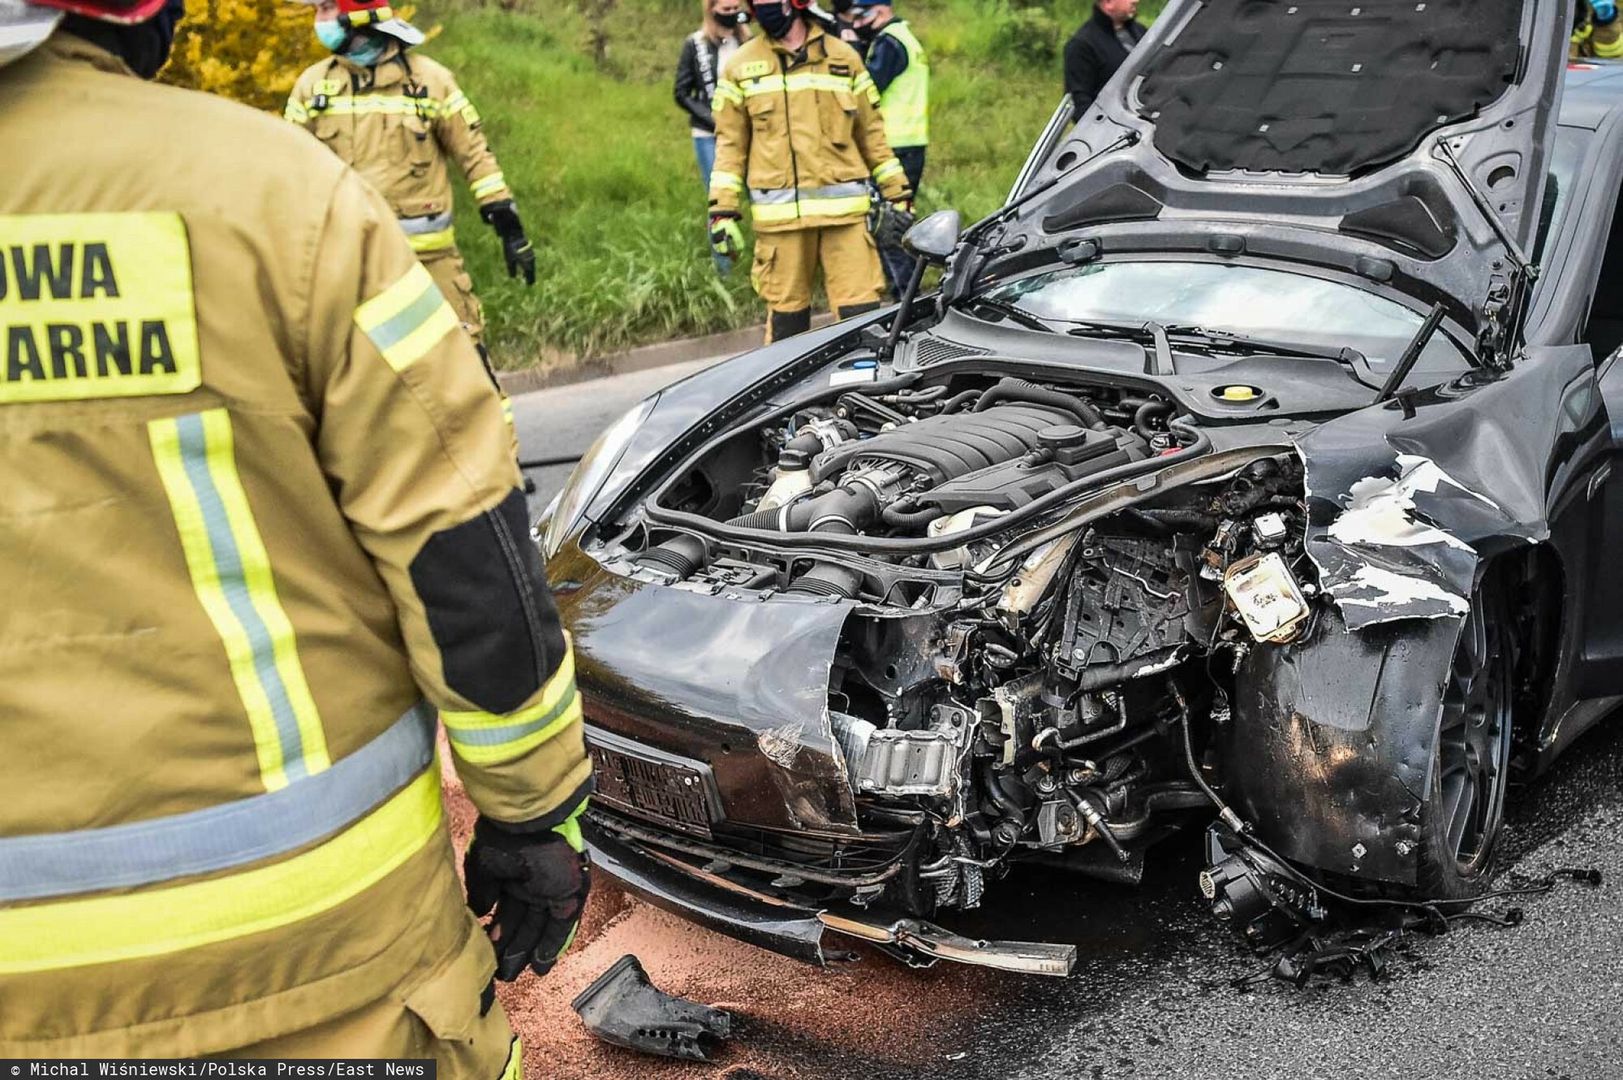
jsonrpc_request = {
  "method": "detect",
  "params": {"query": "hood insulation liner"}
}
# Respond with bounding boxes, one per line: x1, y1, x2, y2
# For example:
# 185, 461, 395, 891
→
1137, 0, 1524, 176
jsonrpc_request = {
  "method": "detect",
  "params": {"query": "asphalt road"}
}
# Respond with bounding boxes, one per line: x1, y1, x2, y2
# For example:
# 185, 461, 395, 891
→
511, 363, 1623, 1080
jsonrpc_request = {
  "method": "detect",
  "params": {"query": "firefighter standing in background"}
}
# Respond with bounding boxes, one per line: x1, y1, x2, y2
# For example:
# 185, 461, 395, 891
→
1573, 0, 1623, 58
845, 0, 929, 298
709, 0, 915, 343
286, 0, 535, 352
0, 0, 588, 1067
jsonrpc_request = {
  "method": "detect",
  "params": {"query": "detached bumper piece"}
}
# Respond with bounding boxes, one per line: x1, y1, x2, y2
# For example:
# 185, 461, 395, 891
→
571, 954, 733, 1062
818, 912, 1078, 977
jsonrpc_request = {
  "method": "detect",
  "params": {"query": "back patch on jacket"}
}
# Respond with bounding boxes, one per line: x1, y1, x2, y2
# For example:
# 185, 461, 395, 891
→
1, 212, 201, 404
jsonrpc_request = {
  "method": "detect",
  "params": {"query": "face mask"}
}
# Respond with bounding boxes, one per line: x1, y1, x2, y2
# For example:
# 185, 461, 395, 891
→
853, 18, 880, 41
752, 2, 799, 38
345, 34, 389, 67
313, 18, 350, 52
56, 0, 183, 79
713, 9, 751, 26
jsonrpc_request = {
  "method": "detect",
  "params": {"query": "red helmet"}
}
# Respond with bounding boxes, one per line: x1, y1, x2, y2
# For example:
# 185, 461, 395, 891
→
28, 0, 166, 22
295, 0, 425, 46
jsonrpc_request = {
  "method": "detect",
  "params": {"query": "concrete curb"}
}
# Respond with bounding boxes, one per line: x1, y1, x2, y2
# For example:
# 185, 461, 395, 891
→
496, 314, 835, 395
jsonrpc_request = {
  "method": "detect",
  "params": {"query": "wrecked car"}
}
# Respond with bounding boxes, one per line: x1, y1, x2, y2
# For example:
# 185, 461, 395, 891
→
539, 0, 1623, 973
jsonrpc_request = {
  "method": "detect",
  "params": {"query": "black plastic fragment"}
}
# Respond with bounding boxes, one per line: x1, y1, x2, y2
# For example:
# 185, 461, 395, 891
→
571, 954, 732, 1062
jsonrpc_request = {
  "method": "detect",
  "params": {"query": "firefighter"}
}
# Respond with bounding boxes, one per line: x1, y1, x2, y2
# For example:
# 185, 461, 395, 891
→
1573, 0, 1623, 58
0, 2, 589, 1068
286, 0, 535, 351
709, 0, 915, 343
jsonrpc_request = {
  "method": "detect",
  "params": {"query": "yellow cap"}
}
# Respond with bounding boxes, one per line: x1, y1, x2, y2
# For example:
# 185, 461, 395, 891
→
1220, 385, 1260, 402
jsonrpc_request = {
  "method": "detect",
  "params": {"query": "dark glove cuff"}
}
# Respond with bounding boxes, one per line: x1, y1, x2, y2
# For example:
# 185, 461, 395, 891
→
478, 775, 594, 835
481, 199, 523, 235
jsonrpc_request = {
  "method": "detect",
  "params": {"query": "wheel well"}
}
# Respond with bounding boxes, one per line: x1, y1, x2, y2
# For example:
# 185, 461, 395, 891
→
1488, 546, 1563, 778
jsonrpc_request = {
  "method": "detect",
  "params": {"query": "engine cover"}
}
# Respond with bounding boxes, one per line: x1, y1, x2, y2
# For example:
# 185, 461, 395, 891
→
809, 405, 1072, 485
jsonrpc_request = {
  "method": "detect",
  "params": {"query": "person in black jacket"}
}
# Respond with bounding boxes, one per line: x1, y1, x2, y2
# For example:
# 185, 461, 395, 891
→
1063, 0, 1146, 121
676, 0, 751, 273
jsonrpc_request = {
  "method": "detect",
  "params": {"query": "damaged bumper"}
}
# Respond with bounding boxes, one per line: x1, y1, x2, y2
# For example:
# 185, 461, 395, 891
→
585, 815, 1078, 977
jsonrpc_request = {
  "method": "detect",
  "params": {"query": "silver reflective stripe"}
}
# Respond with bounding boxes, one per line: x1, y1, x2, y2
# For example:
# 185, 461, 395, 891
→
0, 703, 436, 902
750, 182, 869, 204
399, 211, 455, 236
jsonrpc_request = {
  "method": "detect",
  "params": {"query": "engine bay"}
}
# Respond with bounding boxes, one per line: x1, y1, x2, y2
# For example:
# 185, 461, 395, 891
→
586, 366, 1318, 922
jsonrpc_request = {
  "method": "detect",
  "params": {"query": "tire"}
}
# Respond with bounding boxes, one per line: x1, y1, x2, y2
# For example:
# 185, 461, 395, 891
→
1410, 574, 1516, 900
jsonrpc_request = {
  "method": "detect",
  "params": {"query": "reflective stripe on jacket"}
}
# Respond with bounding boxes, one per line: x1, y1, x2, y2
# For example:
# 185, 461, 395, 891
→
708, 24, 910, 232
0, 34, 588, 1056
285, 48, 512, 225
875, 20, 928, 148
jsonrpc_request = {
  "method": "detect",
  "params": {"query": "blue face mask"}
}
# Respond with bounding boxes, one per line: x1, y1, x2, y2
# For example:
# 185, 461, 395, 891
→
315, 20, 389, 67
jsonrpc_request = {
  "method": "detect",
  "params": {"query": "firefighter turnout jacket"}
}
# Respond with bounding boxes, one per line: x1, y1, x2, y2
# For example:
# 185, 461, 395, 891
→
1573, 2, 1623, 58
0, 33, 588, 1058
708, 23, 910, 232
286, 47, 511, 341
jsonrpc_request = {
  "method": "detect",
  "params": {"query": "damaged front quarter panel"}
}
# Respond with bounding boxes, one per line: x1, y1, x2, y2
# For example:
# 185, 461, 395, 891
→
1226, 347, 1603, 886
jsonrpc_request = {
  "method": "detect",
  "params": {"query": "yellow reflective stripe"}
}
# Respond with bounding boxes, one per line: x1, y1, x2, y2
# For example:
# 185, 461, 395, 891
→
315, 97, 441, 117
470, 172, 509, 200
713, 80, 744, 109
0, 765, 442, 974
852, 71, 880, 105
1597, 32, 1623, 57
741, 73, 853, 97
354, 262, 460, 372
752, 195, 873, 222
872, 158, 904, 184
709, 169, 744, 194
442, 646, 582, 766
148, 410, 331, 792
284, 99, 310, 123
445, 91, 469, 113
501, 1038, 524, 1080
407, 226, 457, 253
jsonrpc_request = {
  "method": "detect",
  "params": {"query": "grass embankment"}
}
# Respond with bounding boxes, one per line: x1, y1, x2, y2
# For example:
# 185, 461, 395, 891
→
420, 0, 1162, 369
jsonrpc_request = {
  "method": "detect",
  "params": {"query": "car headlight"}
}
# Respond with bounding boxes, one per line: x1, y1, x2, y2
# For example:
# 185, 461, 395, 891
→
541, 396, 658, 558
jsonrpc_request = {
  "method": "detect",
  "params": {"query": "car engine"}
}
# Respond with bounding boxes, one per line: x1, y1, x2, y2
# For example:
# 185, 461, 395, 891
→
609, 371, 1310, 919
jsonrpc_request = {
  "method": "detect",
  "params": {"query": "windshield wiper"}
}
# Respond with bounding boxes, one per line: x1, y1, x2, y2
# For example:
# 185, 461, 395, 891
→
1159, 324, 1368, 367
966, 296, 1066, 334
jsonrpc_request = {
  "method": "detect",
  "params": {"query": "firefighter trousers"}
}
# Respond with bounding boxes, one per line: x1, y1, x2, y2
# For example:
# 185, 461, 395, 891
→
422, 245, 486, 347
751, 221, 885, 343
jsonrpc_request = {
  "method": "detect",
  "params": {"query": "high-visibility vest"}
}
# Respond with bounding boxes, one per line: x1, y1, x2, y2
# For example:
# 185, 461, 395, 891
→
877, 20, 929, 148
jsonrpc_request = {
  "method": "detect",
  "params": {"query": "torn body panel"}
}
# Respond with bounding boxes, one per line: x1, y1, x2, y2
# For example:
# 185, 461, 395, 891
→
1297, 346, 1603, 630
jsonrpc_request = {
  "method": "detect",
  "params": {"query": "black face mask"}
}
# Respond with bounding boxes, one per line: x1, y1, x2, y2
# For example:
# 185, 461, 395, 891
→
853, 18, 880, 41
714, 9, 752, 27
752, 2, 800, 39
62, 0, 185, 79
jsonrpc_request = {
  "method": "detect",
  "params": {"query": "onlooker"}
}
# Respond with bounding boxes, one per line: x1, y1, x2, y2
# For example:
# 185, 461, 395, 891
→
1064, 0, 1146, 121
677, 0, 751, 273
848, 0, 930, 297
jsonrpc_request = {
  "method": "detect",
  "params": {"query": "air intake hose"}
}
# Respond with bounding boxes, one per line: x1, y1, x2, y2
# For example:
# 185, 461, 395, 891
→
974, 377, 1105, 430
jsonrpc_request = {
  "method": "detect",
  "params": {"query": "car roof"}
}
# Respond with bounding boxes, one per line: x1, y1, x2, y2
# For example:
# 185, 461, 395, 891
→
1560, 60, 1623, 129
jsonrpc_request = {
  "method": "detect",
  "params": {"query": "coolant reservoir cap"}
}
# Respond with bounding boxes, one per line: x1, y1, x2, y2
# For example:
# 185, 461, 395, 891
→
1218, 384, 1262, 403
1037, 424, 1088, 450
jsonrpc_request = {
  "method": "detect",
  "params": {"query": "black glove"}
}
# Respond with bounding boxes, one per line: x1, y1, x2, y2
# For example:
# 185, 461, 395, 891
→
464, 810, 590, 980
480, 199, 537, 286
871, 199, 916, 248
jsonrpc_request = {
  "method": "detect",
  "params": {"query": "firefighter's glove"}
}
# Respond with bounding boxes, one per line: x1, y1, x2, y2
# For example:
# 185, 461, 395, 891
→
710, 213, 744, 260
1597, 0, 1618, 23
465, 809, 590, 980
480, 199, 537, 286
872, 199, 917, 249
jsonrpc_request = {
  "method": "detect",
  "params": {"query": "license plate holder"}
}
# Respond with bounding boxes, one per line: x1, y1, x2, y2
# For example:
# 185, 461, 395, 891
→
586, 727, 719, 839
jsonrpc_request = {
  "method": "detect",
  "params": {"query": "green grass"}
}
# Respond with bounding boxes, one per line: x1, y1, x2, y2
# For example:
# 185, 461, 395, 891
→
419, 0, 1164, 369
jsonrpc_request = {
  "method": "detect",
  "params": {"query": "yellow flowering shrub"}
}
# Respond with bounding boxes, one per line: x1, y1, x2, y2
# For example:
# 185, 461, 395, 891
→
161, 3, 325, 112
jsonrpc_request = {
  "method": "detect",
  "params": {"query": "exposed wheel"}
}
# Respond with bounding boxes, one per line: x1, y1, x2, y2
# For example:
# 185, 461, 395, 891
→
1412, 575, 1515, 900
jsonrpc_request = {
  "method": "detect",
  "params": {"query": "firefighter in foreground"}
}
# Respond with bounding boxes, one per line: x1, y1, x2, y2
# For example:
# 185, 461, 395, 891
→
709, 0, 915, 342
0, 1, 588, 1067
286, 0, 535, 351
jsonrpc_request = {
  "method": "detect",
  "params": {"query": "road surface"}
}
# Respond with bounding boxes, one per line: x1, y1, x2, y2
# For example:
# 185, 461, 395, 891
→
507, 361, 1623, 1080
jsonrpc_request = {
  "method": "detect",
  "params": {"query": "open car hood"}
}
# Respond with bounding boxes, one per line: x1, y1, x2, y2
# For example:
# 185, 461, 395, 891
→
973, 0, 1569, 358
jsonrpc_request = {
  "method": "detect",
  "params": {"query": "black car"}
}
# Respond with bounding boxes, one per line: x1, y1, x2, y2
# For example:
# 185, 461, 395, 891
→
540, 0, 1623, 975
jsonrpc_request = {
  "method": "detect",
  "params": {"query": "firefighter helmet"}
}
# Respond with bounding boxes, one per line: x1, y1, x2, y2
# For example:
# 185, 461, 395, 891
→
296, 0, 424, 47
1, 0, 169, 69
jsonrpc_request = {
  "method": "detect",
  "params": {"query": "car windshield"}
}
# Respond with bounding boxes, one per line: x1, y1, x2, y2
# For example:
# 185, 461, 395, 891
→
983, 261, 1469, 370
